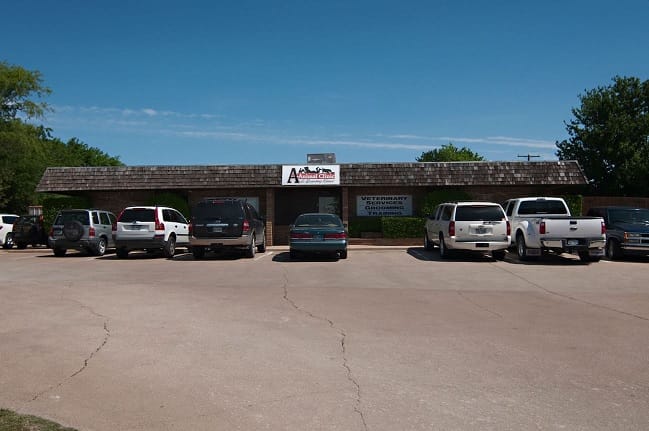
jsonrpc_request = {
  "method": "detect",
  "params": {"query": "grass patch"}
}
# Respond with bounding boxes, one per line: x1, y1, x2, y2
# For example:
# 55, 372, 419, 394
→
0, 409, 78, 431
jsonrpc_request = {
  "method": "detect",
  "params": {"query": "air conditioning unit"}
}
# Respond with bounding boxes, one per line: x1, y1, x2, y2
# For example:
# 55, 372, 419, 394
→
307, 153, 336, 164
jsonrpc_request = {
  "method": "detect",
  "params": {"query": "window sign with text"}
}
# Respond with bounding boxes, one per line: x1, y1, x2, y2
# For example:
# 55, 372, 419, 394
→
357, 195, 412, 216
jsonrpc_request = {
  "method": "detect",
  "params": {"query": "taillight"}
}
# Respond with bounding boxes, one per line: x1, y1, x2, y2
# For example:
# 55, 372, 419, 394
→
539, 221, 546, 235
449, 221, 455, 237
89, 227, 96, 238
506, 221, 511, 236
49, 227, 54, 237
601, 221, 606, 235
324, 232, 347, 239
290, 232, 313, 239
154, 211, 164, 231
188, 223, 193, 236
242, 220, 250, 233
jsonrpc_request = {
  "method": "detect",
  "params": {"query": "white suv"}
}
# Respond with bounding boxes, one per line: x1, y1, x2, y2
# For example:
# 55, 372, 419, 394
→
113, 206, 189, 258
1, 213, 19, 249
424, 202, 511, 259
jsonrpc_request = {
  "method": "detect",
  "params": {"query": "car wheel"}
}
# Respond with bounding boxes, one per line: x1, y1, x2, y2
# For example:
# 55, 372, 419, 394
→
246, 235, 256, 258
257, 232, 266, 253
289, 250, 298, 260
192, 246, 205, 260
339, 250, 348, 259
3, 233, 14, 249
439, 235, 451, 259
516, 232, 529, 261
116, 247, 129, 259
424, 231, 433, 251
163, 235, 176, 258
16, 242, 27, 250
492, 249, 506, 260
63, 220, 84, 241
93, 237, 107, 256
606, 239, 622, 260
53, 247, 67, 257
579, 251, 600, 263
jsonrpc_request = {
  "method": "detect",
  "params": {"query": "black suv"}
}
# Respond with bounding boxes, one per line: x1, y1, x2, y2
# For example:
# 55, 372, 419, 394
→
586, 206, 649, 260
190, 198, 266, 259
12, 215, 48, 249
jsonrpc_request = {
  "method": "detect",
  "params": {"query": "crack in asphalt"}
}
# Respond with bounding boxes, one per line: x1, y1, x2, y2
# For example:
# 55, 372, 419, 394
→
30, 298, 110, 402
281, 270, 369, 431
492, 263, 649, 322
456, 291, 503, 318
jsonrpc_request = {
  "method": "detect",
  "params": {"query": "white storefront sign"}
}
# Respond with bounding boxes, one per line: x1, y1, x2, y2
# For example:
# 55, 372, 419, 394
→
282, 165, 340, 186
357, 195, 412, 216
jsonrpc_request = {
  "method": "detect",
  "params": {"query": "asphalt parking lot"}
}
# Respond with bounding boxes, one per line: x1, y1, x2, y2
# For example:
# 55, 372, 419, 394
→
1, 246, 648, 431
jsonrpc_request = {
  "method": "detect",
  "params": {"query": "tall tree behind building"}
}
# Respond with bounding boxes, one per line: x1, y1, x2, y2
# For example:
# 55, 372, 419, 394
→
556, 76, 649, 196
0, 61, 123, 213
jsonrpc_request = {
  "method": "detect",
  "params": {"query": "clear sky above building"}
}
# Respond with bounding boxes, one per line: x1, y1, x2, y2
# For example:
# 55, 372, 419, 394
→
4, 0, 648, 165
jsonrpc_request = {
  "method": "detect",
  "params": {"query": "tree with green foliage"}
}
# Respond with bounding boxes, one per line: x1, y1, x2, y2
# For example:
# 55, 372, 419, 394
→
0, 61, 51, 121
416, 142, 485, 162
0, 61, 123, 213
556, 76, 649, 196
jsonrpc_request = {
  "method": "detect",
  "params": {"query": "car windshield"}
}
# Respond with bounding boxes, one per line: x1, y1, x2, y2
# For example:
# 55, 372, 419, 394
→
56, 211, 90, 225
609, 208, 649, 224
3, 215, 18, 224
294, 214, 342, 227
455, 206, 504, 222
193, 200, 243, 221
517, 200, 568, 215
119, 208, 155, 223
16, 216, 38, 225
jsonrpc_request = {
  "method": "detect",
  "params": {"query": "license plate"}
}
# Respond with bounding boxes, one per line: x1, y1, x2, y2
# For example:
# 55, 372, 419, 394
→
130, 225, 142, 230
476, 227, 487, 234
567, 239, 578, 246
210, 227, 222, 233
313, 234, 323, 241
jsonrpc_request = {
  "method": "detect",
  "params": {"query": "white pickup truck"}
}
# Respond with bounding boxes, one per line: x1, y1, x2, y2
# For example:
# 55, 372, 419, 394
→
503, 197, 606, 262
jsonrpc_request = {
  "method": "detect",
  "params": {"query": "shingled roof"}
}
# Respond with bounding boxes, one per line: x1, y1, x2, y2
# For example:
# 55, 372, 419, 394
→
36, 161, 588, 192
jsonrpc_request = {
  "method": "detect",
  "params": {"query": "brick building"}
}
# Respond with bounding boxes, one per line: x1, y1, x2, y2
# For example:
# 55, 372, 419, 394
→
37, 161, 588, 245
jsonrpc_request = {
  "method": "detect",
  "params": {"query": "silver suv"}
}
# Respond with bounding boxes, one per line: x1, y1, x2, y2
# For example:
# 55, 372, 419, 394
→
424, 202, 511, 259
49, 209, 117, 257
113, 206, 189, 258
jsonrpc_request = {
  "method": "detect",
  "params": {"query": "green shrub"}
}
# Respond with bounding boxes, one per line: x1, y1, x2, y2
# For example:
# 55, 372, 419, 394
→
381, 217, 425, 238
147, 192, 190, 218
42, 194, 92, 231
562, 194, 583, 216
419, 189, 471, 216
348, 217, 382, 237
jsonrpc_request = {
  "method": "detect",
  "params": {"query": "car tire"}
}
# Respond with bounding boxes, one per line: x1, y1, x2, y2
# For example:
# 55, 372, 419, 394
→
439, 235, 451, 259
424, 231, 433, 251
579, 251, 601, 263
257, 232, 266, 253
93, 237, 107, 256
16, 242, 27, 250
116, 247, 129, 259
289, 250, 298, 260
339, 250, 348, 259
192, 246, 205, 260
3, 233, 14, 249
246, 235, 256, 258
516, 232, 530, 261
492, 249, 506, 260
606, 239, 622, 260
53, 247, 67, 257
163, 235, 176, 258
63, 220, 84, 241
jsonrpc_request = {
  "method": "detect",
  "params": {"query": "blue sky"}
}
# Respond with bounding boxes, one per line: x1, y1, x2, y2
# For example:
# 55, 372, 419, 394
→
4, 1, 648, 165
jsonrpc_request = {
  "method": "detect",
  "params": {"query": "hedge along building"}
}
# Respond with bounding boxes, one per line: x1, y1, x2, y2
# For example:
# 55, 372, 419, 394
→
36, 161, 589, 246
